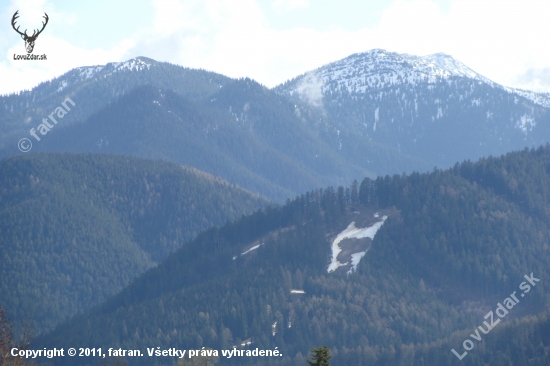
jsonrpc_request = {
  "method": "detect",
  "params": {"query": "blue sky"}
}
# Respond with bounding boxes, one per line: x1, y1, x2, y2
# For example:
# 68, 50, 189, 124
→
1, 0, 550, 95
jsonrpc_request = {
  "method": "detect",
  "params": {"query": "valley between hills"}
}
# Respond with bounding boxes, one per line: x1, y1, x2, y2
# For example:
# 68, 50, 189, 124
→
1, 49, 550, 365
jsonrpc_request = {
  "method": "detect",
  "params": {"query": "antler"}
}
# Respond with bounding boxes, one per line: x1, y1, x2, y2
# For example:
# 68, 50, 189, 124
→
29, 13, 49, 39
11, 10, 27, 37
11, 11, 49, 39
37, 13, 48, 36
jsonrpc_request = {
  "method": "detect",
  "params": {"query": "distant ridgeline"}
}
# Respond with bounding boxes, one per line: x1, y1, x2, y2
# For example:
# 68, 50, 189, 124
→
37, 146, 550, 365
9, 50, 550, 204
0, 152, 268, 335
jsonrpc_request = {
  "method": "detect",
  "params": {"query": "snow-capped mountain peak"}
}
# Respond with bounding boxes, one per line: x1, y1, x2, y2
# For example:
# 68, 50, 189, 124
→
56, 57, 156, 92
283, 49, 493, 94
277, 48, 550, 108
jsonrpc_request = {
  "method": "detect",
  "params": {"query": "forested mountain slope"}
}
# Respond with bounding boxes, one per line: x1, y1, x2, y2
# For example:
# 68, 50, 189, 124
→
0, 153, 267, 334
25, 82, 396, 201
0, 57, 232, 152
1, 57, 426, 202
37, 146, 550, 365
276, 49, 550, 170
7, 51, 550, 203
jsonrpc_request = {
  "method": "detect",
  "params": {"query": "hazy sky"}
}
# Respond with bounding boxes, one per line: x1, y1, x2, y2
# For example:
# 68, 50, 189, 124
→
1, 0, 550, 95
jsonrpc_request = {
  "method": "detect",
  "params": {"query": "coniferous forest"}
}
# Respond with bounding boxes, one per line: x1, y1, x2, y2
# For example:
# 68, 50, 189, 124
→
0, 153, 267, 335
17, 145, 550, 365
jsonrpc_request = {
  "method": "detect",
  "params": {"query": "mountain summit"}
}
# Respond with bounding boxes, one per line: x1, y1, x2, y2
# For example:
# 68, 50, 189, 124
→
287, 49, 492, 95
55, 56, 156, 92
278, 49, 550, 108
276, 49, 550, 169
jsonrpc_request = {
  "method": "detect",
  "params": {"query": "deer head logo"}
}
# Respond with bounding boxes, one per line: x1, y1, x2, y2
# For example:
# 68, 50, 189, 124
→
12, 11, 49, 54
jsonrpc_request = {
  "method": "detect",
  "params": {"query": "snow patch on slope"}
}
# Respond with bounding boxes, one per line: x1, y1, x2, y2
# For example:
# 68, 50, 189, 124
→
516, 114, 536, 133
327, 216, 387, 273
55, 57, 153, 93
507, 88, 550, 108
348, 252, 367, 275
233, 243, 264, 260
57, 80, 68, 92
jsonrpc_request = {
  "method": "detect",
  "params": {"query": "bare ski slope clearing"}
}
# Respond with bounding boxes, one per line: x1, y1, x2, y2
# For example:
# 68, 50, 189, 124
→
328, 215, 387, 273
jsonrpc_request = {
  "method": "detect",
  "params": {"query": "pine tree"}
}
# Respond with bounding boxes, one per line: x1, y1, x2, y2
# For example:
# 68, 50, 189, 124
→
350, 179, 359, 204
306, 346, 331, 366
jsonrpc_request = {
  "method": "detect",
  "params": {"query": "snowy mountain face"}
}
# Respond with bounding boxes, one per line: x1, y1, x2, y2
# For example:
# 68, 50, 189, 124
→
299, 49, 492, 95
279, 49, 550, 107
56, 57, 154, 92
275, 49, 550, 170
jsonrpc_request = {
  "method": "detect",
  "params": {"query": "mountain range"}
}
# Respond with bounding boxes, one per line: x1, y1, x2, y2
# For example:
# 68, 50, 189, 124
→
35, 145, 550, 366
2, 49, 550, 365
3, 49, 550, 201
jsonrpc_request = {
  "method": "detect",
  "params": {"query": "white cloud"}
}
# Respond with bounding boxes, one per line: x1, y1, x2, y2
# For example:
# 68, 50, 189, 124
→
2, 0, 550, 94
1, 33, 134, 95
8, 0, 50, 26
512, 68, 550, 92
124, 0, 550, 91
271, 0, 309, 11
1, 0, 134, 95
125, 0, 367, 86
368, 0, 550, 91
296, 72, 324, 107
